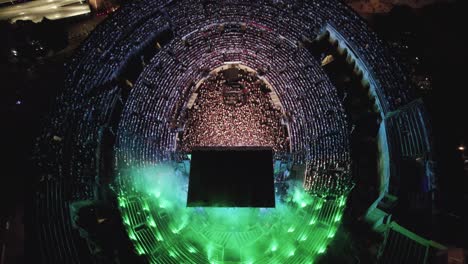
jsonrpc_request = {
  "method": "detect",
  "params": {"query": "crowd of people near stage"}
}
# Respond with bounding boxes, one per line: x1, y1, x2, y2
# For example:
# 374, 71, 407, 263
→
178, 70, 289, 153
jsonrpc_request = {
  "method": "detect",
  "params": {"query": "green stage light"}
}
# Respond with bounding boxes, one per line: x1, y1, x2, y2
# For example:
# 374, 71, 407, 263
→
116, 164, 349, 263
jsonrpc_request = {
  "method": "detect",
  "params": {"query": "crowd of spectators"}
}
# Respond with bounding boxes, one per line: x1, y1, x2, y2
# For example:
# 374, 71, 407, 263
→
32, 0, 424, 262
178, 69, 289, 153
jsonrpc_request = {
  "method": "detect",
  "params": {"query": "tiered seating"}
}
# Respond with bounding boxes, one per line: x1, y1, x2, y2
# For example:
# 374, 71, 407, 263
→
384, 99, 433, 196
386, 99, 431, 159
117, 188, 347, 264
116, 24, 351, 193
35, 180, 80, 262
379, 225, 428, 264
34, 0, 428, 262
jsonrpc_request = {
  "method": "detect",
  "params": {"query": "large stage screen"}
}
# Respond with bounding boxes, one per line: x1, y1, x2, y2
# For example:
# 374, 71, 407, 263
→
187, 147, 275, 207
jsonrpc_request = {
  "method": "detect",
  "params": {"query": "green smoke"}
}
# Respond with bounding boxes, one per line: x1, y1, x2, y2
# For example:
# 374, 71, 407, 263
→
116, 162, 347, 263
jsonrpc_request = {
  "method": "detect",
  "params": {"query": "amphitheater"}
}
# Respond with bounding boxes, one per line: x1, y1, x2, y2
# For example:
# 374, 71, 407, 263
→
34, 0, 438, 263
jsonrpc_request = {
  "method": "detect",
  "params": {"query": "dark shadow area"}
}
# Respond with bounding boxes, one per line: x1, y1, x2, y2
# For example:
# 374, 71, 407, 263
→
370, 0, 468, 248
